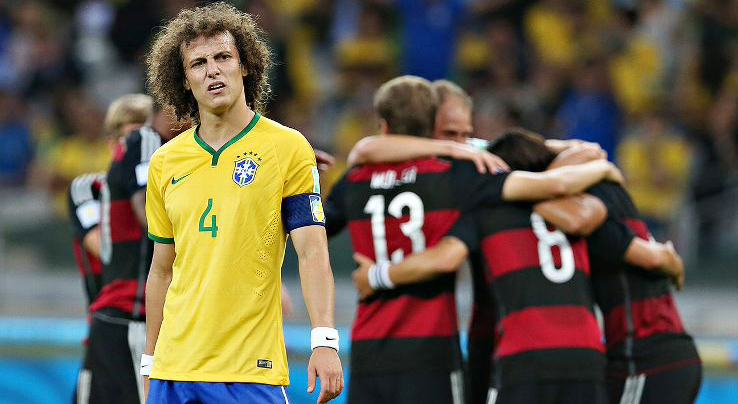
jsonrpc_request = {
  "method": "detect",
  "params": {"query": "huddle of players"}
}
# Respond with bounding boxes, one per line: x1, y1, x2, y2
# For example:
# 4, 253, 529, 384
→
67, 94, 177, 404
324, 76, 702, 404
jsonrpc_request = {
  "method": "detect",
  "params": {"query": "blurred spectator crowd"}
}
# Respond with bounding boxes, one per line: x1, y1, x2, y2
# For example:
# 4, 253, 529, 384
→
0, 0, 736, 266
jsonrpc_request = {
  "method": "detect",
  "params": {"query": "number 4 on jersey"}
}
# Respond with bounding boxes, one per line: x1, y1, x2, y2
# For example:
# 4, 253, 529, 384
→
199, 198, 218, 237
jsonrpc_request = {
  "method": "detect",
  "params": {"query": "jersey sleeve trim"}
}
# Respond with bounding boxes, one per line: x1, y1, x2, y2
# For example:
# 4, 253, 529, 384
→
148, 232, 174, 244
193, 112, 261, 166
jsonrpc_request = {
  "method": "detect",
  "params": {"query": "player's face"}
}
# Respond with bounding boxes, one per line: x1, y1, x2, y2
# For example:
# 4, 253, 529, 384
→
181, 32, 246, 115
433, 96, 473, 143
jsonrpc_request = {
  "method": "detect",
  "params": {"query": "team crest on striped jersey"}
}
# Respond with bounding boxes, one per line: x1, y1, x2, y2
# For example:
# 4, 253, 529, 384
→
233, 152, 260, 187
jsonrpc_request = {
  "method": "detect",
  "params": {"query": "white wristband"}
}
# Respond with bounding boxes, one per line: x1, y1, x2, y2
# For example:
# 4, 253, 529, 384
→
311, 327, 339, 352
368, 261, 394, 290
140, 354, 154, 376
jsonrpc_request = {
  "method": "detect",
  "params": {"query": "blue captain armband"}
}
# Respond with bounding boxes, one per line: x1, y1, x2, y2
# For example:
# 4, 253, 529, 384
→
282, 193, 326, 232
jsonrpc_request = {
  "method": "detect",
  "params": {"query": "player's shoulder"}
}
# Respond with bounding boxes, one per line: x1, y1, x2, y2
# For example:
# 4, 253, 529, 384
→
121, 125, 162, 157
69, 171, 105, 204
587, 180, 622, 200
256, 114, 310, 146
151, 126, 194, 161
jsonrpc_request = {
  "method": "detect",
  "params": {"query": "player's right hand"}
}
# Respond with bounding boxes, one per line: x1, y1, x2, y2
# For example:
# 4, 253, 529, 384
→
663, 241, 685, 290
351, 253, 376, 299
448, 143, 509, 174
308, 347, 343, 403
315, 149, 336, 172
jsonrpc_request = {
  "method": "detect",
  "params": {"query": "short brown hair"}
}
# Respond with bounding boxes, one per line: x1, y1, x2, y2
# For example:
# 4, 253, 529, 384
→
488, 128, 556, 172
103, 94, 153, 137
432, 79, 473, 109
374, 75, 437, 138
146, 2, 271, 122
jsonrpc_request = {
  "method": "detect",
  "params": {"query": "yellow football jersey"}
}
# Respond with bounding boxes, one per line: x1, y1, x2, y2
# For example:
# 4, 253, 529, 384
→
146, 113, 321, 384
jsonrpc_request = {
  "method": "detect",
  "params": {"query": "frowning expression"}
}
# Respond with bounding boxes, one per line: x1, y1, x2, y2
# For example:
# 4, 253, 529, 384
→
181, 31, 247, 115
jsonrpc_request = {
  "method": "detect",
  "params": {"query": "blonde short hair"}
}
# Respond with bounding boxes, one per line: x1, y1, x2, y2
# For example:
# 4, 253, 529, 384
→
103, 94, 154, 138
432, 79, 473, 109
374, 75, 438, 138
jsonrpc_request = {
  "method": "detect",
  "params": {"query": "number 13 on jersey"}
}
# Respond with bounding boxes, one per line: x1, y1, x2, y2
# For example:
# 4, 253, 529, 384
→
364, 192, 426, 263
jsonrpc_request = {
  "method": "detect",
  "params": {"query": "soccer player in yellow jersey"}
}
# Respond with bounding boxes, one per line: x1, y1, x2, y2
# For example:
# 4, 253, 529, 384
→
142, 3, 342, 403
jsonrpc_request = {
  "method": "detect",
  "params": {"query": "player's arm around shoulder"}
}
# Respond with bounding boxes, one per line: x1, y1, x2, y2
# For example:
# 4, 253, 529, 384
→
348, 134, 507, 173
290, 226, 343, 403
352, 236, 469, 299
533, 194, 607, 236
502, 160, 624, 201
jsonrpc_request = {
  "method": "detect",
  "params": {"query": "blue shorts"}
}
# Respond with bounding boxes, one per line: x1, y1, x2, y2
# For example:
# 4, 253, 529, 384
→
148, 379, 290, 404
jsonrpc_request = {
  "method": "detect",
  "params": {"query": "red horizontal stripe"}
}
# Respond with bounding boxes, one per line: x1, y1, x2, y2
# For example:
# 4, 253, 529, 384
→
496, 305, 604, 357
348, 209, 460, 261
482, 228, 590, 277
109, 200, 142, 242
347, 158, 451, 182
603, 293, 685, 348
89, 279, 142, 313
352, 292, 457, 340
625, 218, 650, 240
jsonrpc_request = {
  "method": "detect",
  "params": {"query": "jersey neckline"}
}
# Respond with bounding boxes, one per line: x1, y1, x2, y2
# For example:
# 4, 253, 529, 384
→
193, 112, 261, 166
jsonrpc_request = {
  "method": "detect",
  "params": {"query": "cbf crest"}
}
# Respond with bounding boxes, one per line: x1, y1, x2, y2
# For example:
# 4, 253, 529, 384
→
233, 151, 261, 187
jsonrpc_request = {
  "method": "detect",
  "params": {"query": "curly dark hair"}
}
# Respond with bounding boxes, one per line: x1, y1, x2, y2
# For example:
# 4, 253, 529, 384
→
146, 2, 272, 122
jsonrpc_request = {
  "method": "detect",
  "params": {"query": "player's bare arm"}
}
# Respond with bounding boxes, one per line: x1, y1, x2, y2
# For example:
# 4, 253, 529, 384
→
544, 138, 603, 154
533, 194, 608, 236
142, 242, 175, 401
352, 236, 469, 299
348, 134, 508, 173
502, 160, 624, 201
81, 227, 102, 257
131, 189, 147, 227
625, 238, 685, 289
547, 144, 608, 169
290, 225, 343, 403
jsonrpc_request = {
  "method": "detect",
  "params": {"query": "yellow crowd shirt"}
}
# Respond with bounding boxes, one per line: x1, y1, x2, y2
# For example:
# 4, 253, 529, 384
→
146, 113, 323, 384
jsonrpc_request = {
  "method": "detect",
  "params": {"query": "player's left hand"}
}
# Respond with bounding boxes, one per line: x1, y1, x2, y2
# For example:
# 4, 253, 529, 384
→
352, 253, 376, 299
315, 150, 336, 172
447, 142, 509, 174
307, 346, 343, 403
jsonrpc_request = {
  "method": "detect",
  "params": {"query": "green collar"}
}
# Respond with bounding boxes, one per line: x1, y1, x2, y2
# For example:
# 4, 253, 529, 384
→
194, 112, 261, 166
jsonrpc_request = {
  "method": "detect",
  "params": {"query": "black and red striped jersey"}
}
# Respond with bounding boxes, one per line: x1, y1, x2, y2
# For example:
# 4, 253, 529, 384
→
92, 126, 163, 319
451, 202, 606, 387
325, 158, 508, 374
586, 181, 699, 376
68, 172, 106, 308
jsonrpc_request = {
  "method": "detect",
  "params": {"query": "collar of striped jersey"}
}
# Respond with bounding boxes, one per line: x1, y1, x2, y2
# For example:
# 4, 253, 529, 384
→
194, 112, 261, 166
